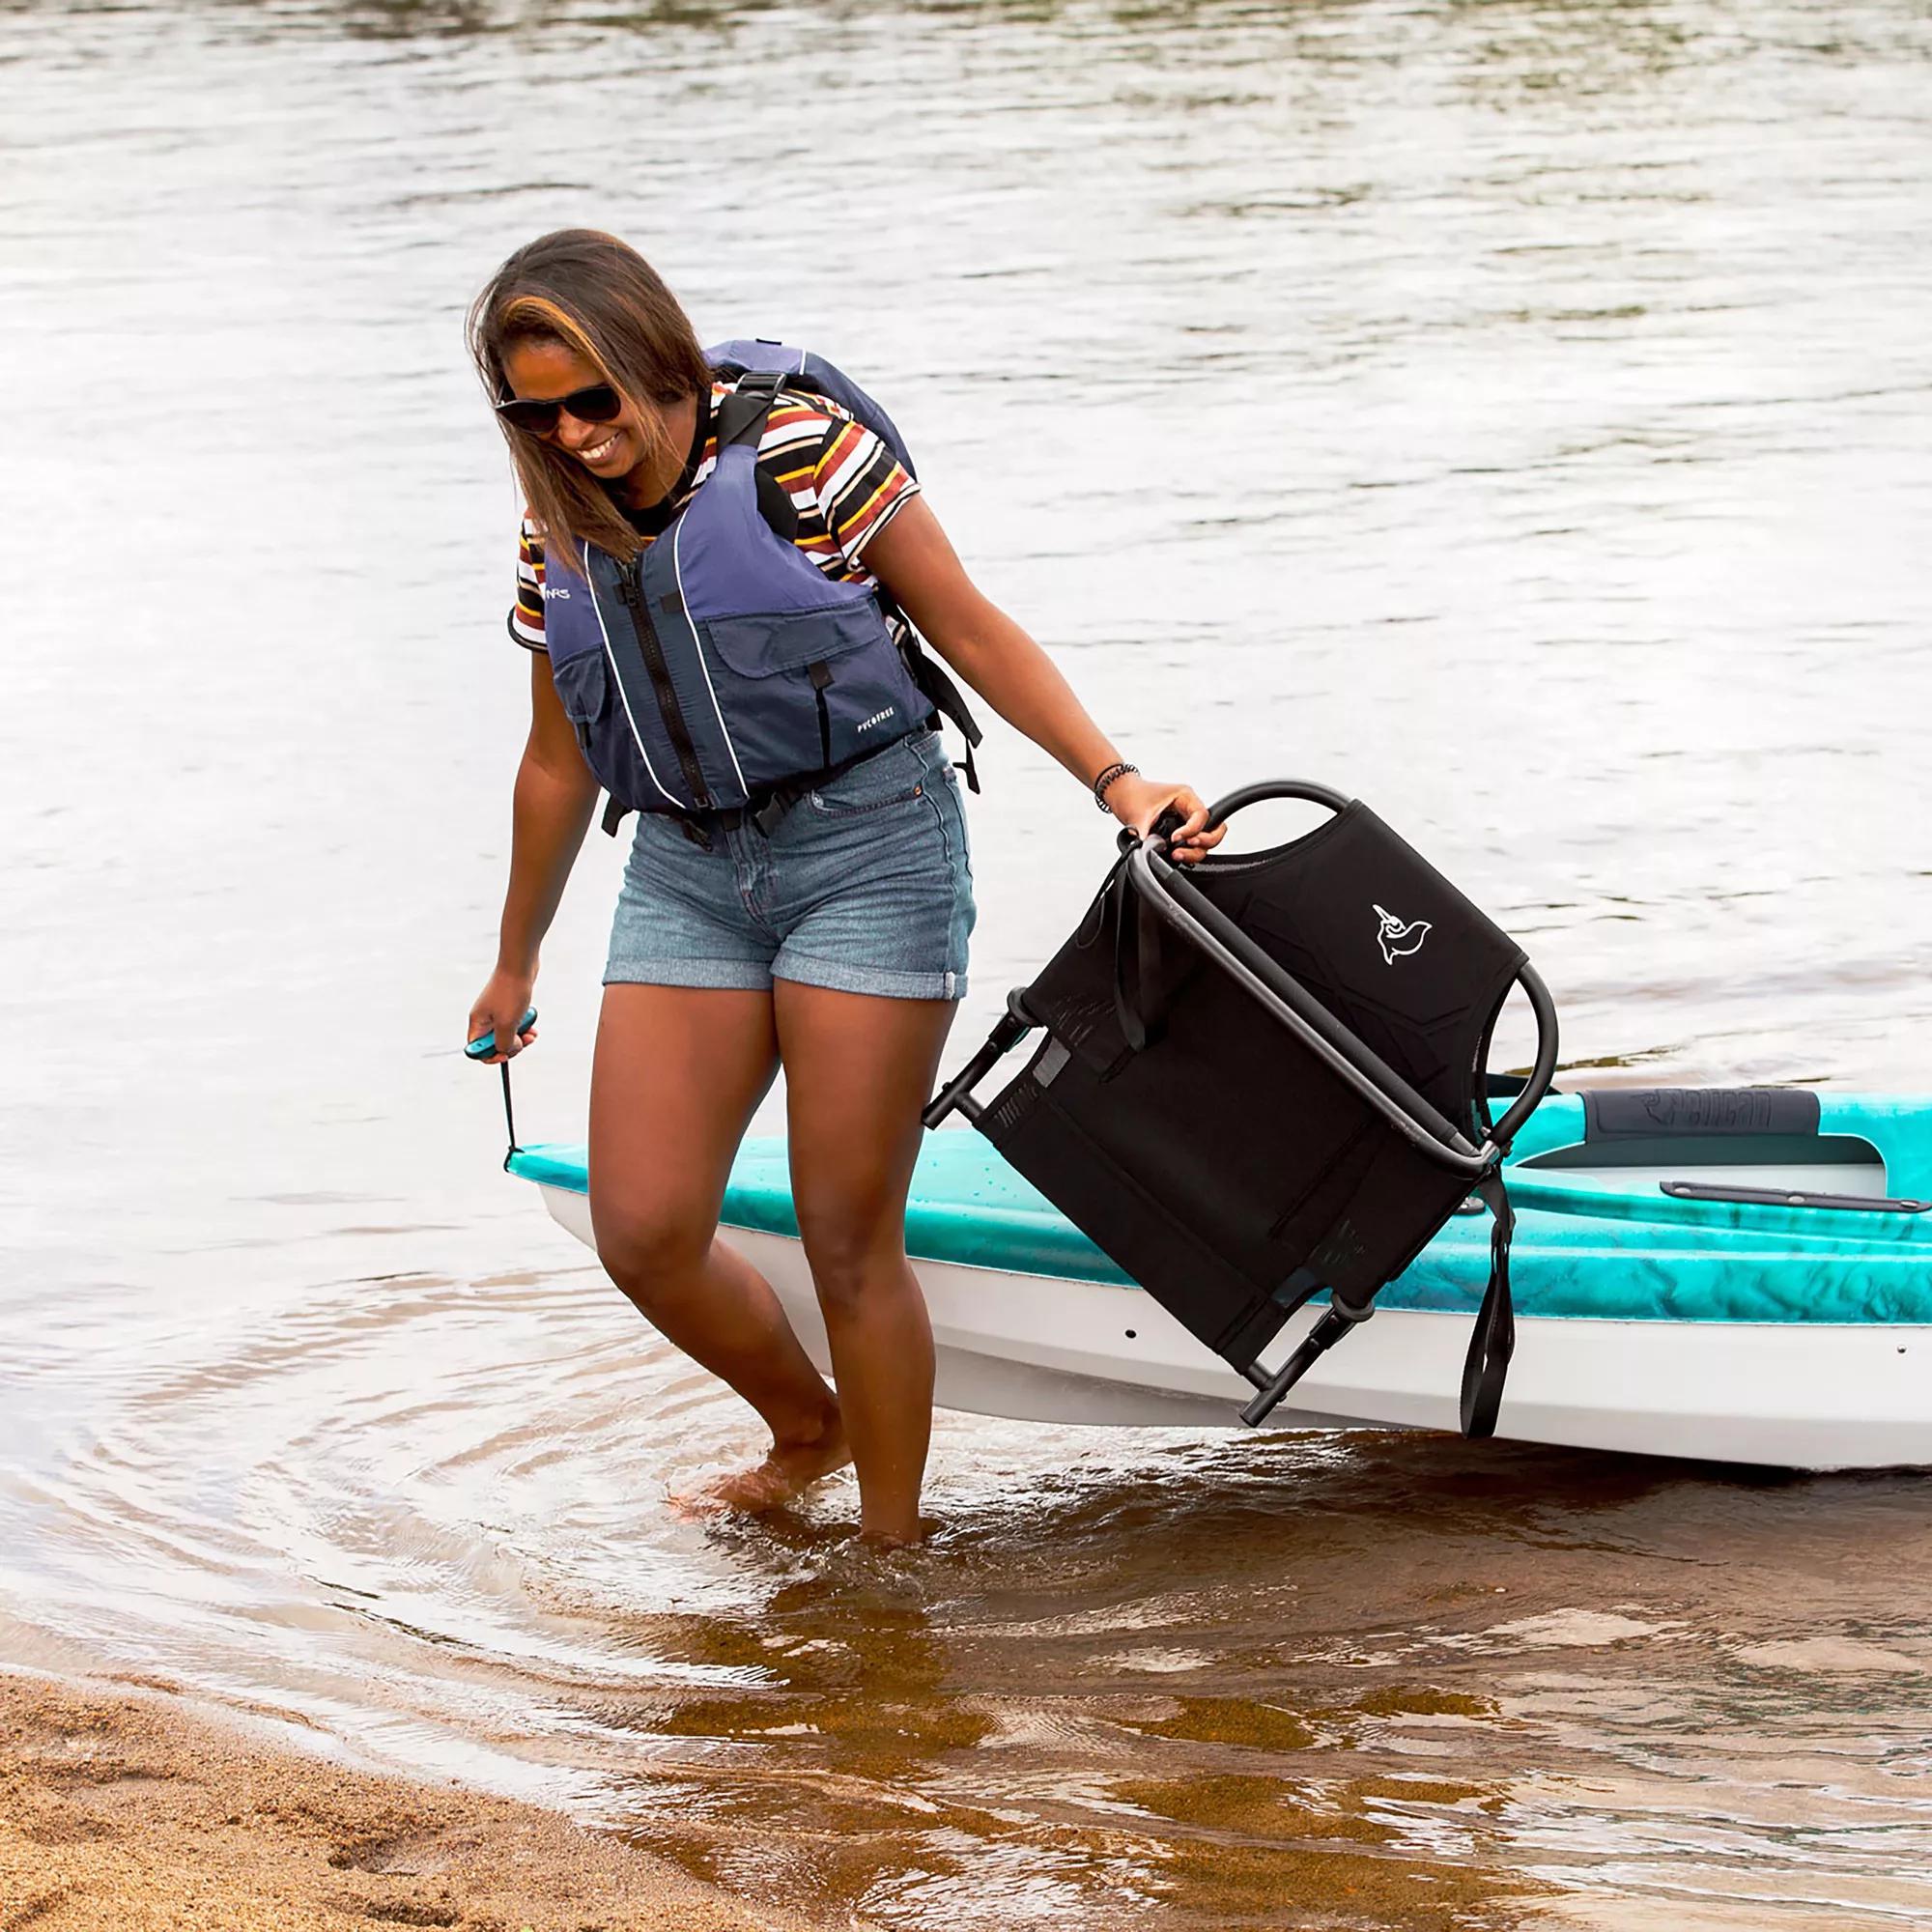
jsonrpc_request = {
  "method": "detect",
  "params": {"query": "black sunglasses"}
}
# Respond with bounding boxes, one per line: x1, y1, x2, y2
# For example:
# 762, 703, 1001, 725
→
495, 382, 623, 436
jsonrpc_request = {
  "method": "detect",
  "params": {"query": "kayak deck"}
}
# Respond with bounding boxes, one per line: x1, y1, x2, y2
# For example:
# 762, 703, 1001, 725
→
509, 1094, 1932, 1327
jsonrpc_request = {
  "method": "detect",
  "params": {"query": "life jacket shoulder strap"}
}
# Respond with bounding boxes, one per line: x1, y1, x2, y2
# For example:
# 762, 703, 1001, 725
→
710, 372, 802, 542
714, 368, 786, 449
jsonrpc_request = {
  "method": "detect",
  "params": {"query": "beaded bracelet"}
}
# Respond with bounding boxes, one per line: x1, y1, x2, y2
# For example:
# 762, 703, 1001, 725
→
1093, 760, 1138, 811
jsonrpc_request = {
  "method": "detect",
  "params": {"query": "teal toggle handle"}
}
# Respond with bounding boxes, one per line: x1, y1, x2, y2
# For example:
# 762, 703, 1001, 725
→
466, 1008, 538, 1061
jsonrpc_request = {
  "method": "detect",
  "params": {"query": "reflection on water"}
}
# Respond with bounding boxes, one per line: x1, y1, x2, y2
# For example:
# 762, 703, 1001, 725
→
5, 0, 1932, 1926
556, 1431, 1932, 1928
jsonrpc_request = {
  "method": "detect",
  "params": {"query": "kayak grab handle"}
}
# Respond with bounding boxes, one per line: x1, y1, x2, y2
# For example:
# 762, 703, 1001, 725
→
465, 1007, 539, 1061
466, 1008, 538, 1169
1661, 1180, 1932, 1214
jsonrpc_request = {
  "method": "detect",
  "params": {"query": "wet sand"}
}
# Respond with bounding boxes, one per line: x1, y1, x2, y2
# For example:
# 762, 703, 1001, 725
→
0, 1671, 846, 1932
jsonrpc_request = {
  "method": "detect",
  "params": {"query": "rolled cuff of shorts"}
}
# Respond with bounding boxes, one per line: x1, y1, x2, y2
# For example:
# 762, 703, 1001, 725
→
774, 950, 966, 1002
603, 954, 775, 991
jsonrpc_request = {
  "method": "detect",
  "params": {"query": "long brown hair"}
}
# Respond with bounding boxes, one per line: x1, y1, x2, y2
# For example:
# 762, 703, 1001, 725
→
468, 230, 711, 566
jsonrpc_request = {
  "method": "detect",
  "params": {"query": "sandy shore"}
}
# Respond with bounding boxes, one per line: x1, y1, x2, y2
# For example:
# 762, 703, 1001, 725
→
0, 1671, 850, 1932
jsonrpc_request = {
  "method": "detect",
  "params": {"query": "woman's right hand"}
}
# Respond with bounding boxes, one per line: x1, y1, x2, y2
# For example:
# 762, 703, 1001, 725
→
469, 967, 539, 1064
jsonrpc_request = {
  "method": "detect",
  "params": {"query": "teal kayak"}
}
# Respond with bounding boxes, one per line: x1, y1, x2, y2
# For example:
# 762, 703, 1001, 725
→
510, 1091, 1932, 1464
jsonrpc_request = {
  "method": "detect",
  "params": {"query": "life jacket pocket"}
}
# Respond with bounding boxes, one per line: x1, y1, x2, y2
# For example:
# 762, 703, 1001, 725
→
697, 602, 925, 777
699, 601, 880, 678
550, 647, 666, 811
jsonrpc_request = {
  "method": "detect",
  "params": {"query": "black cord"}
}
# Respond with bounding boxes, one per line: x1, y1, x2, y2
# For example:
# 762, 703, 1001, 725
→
499, 1061, 520, 1170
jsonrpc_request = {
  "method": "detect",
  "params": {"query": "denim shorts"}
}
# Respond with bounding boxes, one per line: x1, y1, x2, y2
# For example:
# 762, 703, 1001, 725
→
605, 727, 976, 1001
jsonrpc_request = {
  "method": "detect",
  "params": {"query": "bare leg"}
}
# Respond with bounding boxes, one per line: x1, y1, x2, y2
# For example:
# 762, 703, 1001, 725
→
774, 981, 957, 1546
589, 984, 848, 1507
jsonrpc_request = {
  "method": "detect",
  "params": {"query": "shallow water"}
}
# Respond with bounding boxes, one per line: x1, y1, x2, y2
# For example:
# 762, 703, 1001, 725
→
5, 0, 1932, 1925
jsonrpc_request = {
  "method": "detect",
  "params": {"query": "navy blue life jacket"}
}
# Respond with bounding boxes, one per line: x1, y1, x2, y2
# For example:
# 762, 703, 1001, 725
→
540, 339, 981, 826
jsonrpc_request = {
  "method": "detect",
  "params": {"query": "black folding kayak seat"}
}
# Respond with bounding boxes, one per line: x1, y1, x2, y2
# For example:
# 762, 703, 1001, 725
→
923, 781, 1560, 1434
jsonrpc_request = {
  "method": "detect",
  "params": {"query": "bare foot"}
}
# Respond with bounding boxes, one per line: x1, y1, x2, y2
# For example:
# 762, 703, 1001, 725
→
675, 1424, 853, 1517
858, 1526, 925, 1550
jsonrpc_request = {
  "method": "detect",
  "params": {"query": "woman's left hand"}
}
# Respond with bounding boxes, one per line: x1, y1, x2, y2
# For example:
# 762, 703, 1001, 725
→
1104, 774, 1226, 865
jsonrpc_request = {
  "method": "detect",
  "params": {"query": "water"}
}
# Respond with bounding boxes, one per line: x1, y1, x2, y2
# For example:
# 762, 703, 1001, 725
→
5, 0, 1932, 1924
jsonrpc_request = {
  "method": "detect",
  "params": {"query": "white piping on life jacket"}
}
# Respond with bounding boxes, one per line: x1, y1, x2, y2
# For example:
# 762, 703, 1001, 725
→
582, 540, 681, 809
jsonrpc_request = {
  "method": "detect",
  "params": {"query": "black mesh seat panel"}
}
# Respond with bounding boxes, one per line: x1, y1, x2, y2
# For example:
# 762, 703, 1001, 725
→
978, 803, 1525, 1377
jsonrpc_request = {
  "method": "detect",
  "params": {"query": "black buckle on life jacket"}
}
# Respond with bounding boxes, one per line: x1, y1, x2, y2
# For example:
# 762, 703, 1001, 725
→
605, 792, 716, 850
661, 775, 810, 845
751, 788, 797, 838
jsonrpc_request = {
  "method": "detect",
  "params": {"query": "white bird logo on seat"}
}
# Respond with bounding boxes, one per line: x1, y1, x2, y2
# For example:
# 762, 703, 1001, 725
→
1374, 904, 1432, 964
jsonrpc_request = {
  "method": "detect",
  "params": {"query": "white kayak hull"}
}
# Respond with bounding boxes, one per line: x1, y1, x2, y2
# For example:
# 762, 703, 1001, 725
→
531, 1182, 1932, 1468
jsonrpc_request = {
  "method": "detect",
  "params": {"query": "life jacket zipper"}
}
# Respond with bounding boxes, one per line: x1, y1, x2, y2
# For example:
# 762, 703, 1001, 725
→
615, 564, 711, 810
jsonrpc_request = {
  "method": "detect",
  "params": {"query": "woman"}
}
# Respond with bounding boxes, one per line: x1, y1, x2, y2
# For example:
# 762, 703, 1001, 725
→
467, 230, 1221, 1546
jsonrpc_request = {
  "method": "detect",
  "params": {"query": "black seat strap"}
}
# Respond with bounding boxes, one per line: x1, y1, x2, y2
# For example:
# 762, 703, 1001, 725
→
1112, 863, 1148, 1053
1460, 1170, 1517, 1438
1108, 861, 1173, 1057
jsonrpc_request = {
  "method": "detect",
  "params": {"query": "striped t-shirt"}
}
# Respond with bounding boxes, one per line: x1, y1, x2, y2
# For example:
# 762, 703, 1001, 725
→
508, 377, 918, 651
